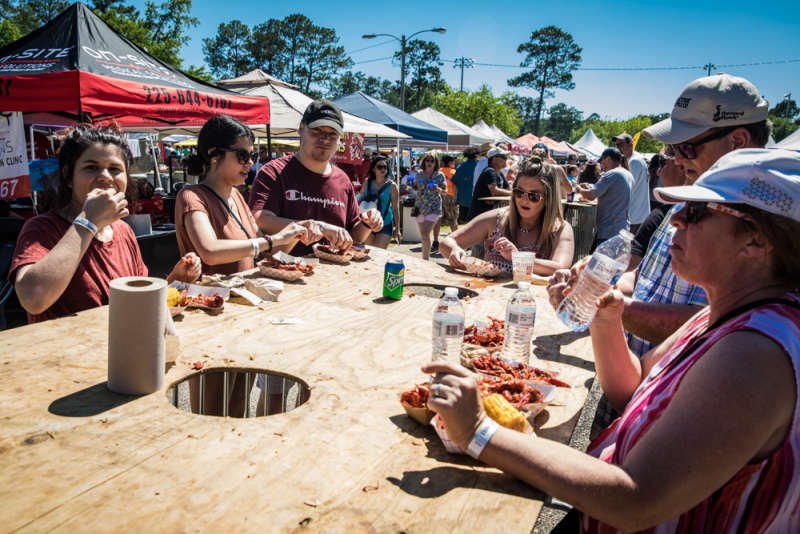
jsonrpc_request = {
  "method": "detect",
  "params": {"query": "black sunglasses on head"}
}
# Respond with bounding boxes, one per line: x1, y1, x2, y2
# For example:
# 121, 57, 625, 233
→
217, 146, 256, 165
513, 188, 543, 202
670, 126, 738, 160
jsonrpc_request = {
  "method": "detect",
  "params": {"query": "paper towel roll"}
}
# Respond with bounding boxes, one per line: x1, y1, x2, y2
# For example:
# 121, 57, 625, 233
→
108, 277, 167, 395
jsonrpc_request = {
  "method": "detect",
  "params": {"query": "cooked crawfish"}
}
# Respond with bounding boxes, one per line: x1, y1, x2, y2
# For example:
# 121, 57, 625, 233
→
464, 316, 505, 347
478, 377, 543, 407
261, 257, 314, 274
190, 294, 224, 308
471, 353, 570, 388
400, 384, 430, 408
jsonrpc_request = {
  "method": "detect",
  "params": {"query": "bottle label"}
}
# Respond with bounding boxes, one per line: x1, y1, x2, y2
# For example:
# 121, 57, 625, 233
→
507, 305, 535, 326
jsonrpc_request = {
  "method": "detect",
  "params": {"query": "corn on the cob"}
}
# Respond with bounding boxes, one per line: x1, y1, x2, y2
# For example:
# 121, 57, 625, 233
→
482, 393, 529, 433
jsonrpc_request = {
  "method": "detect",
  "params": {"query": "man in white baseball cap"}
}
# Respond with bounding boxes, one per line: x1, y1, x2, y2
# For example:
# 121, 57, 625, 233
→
615, 74, 772, 358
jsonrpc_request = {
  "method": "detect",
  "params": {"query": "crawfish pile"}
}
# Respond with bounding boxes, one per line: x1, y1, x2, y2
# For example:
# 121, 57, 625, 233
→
261, 256, 314, 274
471, 353, 571, 388
478, 377, 543, 408
400, 384, 430, 408
463, 316, 504, 348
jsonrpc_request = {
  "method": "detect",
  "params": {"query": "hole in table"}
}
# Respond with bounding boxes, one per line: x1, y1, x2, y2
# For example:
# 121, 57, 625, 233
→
402, 284, 478, 299
167, 368, 310, 418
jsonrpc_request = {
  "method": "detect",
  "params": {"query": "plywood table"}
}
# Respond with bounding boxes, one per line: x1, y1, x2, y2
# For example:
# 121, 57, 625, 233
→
0, 247, 595, 533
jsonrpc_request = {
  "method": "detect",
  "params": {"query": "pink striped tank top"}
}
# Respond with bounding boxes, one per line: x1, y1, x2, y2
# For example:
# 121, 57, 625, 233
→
583, 293, 800, 534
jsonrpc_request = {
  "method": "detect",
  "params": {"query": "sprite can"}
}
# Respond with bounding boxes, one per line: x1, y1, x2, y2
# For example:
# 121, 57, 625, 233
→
383, 257, 405, 299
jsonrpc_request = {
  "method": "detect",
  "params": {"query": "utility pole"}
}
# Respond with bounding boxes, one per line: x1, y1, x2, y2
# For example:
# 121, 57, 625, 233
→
452, 57, 474, 92
703, 62, 716, 76
362, 27, 446, 112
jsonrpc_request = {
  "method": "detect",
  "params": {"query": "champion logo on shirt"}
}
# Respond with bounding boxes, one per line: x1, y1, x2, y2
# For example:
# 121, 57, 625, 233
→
284, 189, 345, 209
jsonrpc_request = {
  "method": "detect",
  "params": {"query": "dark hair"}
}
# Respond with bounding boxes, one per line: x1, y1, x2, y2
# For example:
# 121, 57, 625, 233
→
463, 148, 478, 160
367, 155, 391, 183
185, 115, 254, 176
580, 161, 600, 184
567, 164, 578, 175
741, 119, 772, 148
46, 124, 134, 212
730, 204, 800, 286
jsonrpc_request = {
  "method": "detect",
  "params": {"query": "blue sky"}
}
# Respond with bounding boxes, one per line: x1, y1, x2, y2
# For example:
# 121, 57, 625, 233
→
134, 0, 800, 121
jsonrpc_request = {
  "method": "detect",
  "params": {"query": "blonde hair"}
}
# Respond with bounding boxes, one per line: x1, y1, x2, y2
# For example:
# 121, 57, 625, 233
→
503, 156, 564, 258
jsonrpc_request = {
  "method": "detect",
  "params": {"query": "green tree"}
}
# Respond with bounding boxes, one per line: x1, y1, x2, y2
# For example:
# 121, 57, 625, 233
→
202, 20, 252, 79
182, 64, 213, 82
0, 18, 22, 47
508, 95, 538, 135
296, 25, 352, 95
508, 26, 582, 136
0, 0, 70, 36
139, 0, 198, 67
572, 115, 664, 154
543, 103, 583, 141
770, 117, 800, 143
247, 19, 285, 79
276, 14, 313, 86
395, 39, 444, 112
433, 85, 521, 136
770, 94, 799, 119
327, 71, 396, 101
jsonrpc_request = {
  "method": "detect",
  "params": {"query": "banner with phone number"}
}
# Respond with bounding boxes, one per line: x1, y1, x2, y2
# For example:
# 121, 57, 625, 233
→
0, 112, 32, 200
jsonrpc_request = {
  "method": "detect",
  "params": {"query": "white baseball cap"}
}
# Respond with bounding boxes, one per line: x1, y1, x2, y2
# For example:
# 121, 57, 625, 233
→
643, 74, 768, 144
654, 148, 800, 222
487, 147, 509, 159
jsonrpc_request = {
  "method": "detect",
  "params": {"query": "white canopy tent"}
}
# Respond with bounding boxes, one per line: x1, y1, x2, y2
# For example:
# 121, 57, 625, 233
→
218, 70, 409, 141
774, 129, 800, 150
568, 128, 607, 159
411, 107, 492, 149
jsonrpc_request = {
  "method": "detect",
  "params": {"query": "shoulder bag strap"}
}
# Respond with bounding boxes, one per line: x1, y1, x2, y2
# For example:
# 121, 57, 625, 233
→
199, 183, 253, 239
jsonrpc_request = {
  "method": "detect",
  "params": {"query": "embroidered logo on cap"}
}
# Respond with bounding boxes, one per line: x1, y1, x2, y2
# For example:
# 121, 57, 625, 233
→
712, 105, 745, 122
675, 97, 692, 109
742, 177, 793, 214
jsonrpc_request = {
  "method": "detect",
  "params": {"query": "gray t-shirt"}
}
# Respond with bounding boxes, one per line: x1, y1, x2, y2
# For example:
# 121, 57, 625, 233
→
590, 167, 634, 239
628, 152, 651, 225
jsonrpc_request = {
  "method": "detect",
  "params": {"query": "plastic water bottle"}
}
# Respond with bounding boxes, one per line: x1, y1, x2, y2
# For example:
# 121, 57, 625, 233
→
502, 281, 537, 365
557, 230, 634, 331
432, 287, 465, 363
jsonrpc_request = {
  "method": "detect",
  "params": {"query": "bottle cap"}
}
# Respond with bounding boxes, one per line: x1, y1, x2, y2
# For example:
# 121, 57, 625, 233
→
517, 281, 531, 290
444, 287, 459, 298
619, 230, 634, 241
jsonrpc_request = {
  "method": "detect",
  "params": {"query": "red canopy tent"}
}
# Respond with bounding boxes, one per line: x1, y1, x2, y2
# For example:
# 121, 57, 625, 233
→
0, 2, 269, 129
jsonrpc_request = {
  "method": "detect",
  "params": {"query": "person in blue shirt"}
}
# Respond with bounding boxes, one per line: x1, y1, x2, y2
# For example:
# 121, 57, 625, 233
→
453, 148, 478, 222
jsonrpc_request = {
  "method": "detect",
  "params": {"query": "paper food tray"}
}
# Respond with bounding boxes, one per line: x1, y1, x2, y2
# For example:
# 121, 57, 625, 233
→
462, 256, 504, 277
313, 244, 353, 264
258, 263, 306, 281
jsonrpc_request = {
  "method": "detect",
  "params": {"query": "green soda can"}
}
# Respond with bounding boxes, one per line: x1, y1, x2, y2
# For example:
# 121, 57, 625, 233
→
383, 257, 405, 299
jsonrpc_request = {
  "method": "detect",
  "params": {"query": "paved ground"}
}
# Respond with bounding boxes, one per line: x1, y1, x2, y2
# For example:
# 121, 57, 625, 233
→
386, 233, 602, 534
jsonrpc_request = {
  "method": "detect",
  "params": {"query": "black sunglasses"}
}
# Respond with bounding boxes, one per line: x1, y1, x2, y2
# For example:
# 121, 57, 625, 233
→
217, 146, 256, 165
513, 188, 543, 202
683, 201, 749, 224
670, 127, 737, 160
374, 164, 388, 170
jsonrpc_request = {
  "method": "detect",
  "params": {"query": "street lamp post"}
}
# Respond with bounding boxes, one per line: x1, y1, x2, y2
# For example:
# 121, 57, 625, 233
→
362, 27, 446, 111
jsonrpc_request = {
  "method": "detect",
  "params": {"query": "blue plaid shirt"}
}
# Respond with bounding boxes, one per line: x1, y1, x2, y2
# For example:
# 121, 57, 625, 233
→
627, 204, 708, 356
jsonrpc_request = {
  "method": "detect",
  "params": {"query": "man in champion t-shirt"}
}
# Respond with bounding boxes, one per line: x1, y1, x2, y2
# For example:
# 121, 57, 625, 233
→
249, 99, 384, 255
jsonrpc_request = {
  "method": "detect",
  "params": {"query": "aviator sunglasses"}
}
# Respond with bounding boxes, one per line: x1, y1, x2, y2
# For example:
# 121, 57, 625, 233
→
669, 126, 737, 160
683, 201, 749, 224
216, 146, 256, 165
513, 188, 544, 202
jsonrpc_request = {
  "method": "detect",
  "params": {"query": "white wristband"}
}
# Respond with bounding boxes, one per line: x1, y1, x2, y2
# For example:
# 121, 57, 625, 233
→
250, 238, 260, 258
466, 417, 499, 459
73, 217, 98, 236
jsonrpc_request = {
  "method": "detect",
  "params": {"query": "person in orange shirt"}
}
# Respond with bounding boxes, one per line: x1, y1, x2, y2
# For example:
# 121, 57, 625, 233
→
435, 156, 459, 247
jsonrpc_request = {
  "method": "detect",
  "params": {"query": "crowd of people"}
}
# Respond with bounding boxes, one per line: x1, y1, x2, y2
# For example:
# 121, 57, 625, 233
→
6, 73, 800, 532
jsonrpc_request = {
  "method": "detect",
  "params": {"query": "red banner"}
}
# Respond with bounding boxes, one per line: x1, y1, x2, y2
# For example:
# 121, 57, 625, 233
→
333, 133, 364, 165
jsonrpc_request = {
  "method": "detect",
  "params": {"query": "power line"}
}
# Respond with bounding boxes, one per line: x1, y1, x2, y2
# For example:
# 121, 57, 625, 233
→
435, 57, 800, 71
353, 55, 393, 65
344, 39, 395, 56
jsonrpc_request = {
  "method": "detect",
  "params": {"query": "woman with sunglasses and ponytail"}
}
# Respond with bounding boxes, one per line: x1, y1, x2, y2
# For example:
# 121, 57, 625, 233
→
440, 157, 574, 276
176, 115, 311, 275
357, 155, 401, 248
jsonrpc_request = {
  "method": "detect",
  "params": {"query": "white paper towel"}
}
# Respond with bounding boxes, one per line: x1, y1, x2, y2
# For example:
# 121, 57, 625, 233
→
108, 276, 167, 395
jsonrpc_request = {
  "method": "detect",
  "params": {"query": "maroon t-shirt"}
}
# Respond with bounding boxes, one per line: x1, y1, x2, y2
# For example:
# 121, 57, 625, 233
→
248, 155, 360, 255
9, 213, 148, 323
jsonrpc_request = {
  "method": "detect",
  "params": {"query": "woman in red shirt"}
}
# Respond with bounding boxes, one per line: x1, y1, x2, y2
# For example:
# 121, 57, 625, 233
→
10, 125, 201, 323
